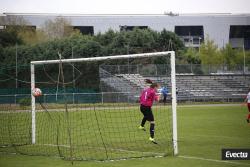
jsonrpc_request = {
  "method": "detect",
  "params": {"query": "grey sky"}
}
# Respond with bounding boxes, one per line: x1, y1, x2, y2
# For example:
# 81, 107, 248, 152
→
1, 0, 250, 14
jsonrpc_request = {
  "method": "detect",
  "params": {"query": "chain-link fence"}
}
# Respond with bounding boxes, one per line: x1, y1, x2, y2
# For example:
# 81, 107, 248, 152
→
100, 64, 250, 76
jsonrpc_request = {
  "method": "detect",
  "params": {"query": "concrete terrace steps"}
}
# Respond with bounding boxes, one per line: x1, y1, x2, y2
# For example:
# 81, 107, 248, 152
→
175, 75, 249, 100
100, 68, 250, 102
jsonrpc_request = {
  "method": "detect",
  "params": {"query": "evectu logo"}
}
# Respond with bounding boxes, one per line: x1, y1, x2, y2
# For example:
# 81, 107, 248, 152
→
222, 149, 250, 160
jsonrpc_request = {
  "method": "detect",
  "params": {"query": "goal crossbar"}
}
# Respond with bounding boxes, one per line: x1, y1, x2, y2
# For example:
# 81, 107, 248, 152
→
31, 51, 174, 65
30, 51, 178, 155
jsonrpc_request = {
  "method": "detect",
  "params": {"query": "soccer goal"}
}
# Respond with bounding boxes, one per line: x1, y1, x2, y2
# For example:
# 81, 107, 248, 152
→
29, 51, 177, 160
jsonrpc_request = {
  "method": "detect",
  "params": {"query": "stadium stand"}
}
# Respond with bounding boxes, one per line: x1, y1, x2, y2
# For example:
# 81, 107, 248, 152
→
100, 67, 250, 102
173, 75, 248, 101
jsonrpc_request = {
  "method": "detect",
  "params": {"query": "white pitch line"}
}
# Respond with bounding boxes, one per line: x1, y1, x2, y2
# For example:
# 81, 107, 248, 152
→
179, 134, 249, 141
38, 143, 164, 155
177, 103, 241, 108
179, 155, 250, 166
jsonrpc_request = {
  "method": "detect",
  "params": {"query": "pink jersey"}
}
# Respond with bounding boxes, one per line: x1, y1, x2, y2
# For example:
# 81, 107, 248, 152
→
140, 87, 158, 107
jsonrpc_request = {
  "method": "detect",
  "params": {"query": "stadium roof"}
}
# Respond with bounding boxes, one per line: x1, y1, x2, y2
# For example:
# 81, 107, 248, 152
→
2, 12, 250, 17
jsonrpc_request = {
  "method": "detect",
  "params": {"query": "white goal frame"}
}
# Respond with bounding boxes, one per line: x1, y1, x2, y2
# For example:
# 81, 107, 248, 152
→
30, 51, 178, 155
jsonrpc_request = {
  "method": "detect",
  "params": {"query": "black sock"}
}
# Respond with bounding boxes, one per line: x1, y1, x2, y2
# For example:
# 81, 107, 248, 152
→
150, 123, 155, 138
141, 117, 147, 127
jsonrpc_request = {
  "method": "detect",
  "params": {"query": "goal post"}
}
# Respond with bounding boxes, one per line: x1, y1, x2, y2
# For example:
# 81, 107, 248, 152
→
31, 64, 36, 144
170, 51, 178, 155
30, 51, 178, 157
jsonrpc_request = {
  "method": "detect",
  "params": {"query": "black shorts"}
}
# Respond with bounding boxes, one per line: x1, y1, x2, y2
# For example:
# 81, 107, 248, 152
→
140, 104, 154, 122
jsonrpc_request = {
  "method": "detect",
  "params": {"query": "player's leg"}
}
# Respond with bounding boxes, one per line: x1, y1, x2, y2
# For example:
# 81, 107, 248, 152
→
149, 121, 155, 138
163, 95, 167, 104
139, 117, 147, 129
148, 109, 157, 144
247, 103, 250, 123
139, 118, 147, 130
139, 105, 147, 130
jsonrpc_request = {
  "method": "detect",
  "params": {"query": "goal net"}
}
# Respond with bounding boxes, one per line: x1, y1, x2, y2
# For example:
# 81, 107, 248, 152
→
0, 51, 177, 161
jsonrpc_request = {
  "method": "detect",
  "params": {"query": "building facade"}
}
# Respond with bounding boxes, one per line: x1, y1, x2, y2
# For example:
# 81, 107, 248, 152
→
1, 13, 250, 49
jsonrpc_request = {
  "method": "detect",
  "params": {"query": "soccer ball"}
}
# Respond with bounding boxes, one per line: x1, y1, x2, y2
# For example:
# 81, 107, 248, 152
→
32, 88, 42, 97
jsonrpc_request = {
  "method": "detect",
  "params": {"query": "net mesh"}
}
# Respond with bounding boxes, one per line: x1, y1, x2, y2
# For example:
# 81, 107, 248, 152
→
0, 53, 174, 161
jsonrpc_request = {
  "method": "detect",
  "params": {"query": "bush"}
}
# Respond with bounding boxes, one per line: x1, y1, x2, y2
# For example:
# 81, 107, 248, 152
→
18, 98, 31, 106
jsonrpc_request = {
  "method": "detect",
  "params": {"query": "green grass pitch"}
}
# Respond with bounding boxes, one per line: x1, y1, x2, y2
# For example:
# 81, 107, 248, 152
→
0, 103, 172, 160
0, 104, 250, 167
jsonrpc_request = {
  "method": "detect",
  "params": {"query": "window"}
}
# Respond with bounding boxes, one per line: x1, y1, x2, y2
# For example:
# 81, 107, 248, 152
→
230, 25, 250, 38
0, 25, 5, 31
175, 26, 204, 36
120, 26, 148, 31
5, 25, 36, 31
229, 25, 250, 49
73, 26, 94, 35
174, 26, 204, 47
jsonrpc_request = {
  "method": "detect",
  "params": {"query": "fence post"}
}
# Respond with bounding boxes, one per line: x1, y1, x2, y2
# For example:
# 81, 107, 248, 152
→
14, 94, 17, 105
155, 65, 158, 76
101, 92, 104, 104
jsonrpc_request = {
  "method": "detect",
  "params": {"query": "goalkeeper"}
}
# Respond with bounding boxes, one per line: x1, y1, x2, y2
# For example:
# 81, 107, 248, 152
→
138, 82, 160, 144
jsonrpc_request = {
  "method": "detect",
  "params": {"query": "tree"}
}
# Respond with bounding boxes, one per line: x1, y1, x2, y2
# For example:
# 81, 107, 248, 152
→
0, 29, 23, 47
233, 48, 250, 68
183, 47, 201, 64
0, 15, 30, 47
18, 27, 50, 45
41, 17, 78, 40
110, 31, 129, 54
199, 38, 222, 65
127, 28, 157, 53
0, 15, 49, 46
94, 29, 117, 46
158, 29, 184, 51
220, 44, 237, 67
0, 15, 29, 28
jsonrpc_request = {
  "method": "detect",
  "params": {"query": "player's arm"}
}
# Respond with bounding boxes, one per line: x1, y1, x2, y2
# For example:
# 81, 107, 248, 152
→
153, 92, 160, 102
242, 94, 249, 106
244, 95, 248, 103
155, 95, 160, 102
